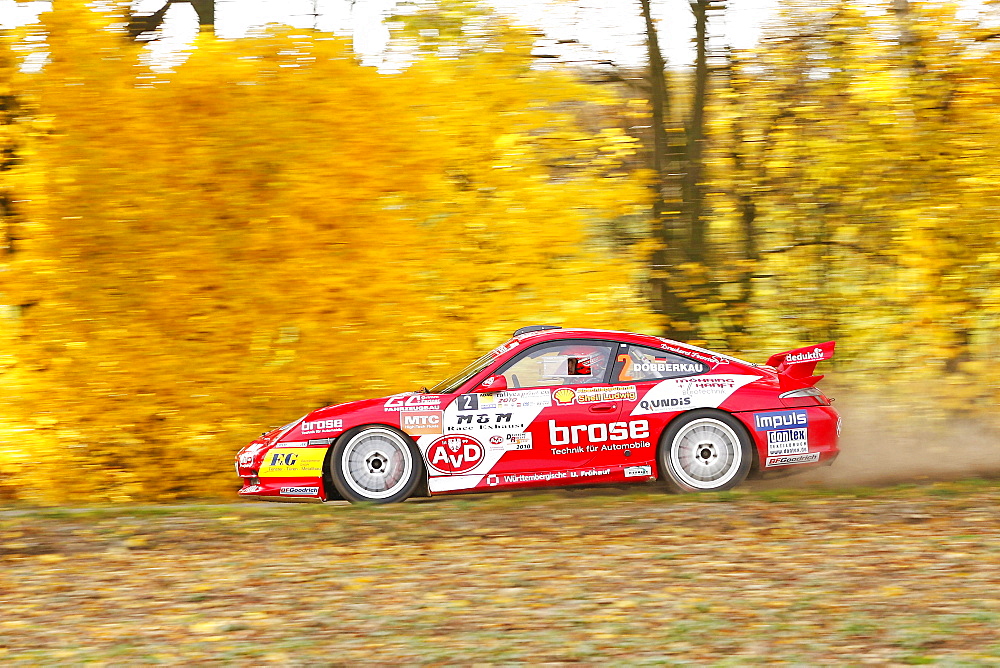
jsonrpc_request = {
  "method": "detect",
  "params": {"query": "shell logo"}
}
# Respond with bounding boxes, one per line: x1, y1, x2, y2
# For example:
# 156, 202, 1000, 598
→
553, 388, 576, 405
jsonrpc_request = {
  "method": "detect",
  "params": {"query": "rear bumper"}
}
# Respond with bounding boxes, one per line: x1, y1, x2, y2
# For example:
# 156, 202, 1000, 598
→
735, 405, 840, 470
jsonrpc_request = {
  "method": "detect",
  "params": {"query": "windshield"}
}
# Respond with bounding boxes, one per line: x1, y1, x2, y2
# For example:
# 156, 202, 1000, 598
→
427, 351, 497, 394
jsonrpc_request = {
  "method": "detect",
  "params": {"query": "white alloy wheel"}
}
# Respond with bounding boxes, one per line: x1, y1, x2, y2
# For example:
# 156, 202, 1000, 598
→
660, 411, 753, 493
338, 427, 416, 501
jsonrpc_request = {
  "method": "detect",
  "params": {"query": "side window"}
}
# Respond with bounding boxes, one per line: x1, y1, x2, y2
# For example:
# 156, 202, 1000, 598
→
614, 345, 708, 382
498, 341, 615, 389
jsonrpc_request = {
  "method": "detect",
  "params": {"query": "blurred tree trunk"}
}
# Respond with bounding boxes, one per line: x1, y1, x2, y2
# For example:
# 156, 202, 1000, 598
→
126, 0, 215, 40
0, 32, 21, 257
641, 0, 724, 342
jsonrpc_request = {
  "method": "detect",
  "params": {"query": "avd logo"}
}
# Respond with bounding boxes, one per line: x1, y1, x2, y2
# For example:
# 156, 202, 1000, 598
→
427, 435, 485, 474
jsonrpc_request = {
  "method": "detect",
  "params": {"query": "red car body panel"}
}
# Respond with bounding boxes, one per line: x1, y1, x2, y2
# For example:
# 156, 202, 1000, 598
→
235, 329, 840, 501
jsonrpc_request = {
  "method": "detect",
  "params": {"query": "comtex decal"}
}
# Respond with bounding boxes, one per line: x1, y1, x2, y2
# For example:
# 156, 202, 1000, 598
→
754, 409, 810, 456
552, 385, 637, 405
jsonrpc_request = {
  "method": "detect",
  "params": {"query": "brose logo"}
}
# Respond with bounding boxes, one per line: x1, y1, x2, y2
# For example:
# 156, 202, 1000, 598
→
301, 419, 343, 433
401, 411, 443, 435
427, 435, 485, 474
549, 420, 649, 446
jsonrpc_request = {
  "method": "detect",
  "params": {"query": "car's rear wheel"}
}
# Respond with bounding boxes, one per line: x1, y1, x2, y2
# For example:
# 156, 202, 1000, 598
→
329, 426, 424, 504
659, 410, 753, 493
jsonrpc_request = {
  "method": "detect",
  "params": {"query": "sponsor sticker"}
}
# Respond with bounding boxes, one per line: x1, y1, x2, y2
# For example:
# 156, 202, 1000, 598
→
552, 388, 576, 405
258, 448, 327, 476
457, 389, 551, 411
237, 452, 254, 467
765, 452, 820, 467
754, 410, 810, 455
632, 361, 704, 375
487, 432, 533, 451
301, 418, 343, 434
766, 428, 809, 456
624, 465, 653, 478
427, 435, 485, 474
754, 410, 808, 431
280, 486, 319, 496
384, 393, 443, 412
785, 347, 828, 364
553, 386, 638, 405
549, 419, 649, 446
401, 410, 443, 436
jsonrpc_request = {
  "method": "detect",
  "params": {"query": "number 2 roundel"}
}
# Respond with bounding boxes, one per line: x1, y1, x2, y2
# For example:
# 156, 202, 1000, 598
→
426, 435, 484, 474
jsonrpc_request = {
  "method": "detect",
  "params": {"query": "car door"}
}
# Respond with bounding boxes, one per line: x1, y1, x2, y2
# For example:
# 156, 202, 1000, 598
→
471, 339, 623, 476
586, 342, 712, 474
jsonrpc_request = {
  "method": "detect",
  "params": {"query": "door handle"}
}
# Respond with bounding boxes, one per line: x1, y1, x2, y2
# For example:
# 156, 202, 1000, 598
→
589, 403, 618, 413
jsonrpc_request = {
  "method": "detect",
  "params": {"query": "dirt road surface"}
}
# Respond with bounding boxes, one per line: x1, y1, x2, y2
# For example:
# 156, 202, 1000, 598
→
2, 478, 999, 665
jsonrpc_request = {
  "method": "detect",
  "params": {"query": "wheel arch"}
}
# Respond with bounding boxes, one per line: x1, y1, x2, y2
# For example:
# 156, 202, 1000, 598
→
324, 422, 430, 501
654, 407, 756, 491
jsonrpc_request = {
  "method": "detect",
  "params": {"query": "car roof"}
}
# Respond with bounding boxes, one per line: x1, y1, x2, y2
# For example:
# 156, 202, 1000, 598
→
508, 327, 759, 368
512, 327, 673, 348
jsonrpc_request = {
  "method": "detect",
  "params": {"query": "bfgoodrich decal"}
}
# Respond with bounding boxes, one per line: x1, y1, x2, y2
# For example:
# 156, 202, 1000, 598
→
765, 452, 820, 467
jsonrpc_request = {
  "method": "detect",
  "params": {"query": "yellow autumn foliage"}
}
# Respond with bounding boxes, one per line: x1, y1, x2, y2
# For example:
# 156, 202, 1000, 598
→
0, 2, 656, 503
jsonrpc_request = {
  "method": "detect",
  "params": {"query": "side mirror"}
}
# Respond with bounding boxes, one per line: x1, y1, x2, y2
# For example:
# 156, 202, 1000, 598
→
474, 374, 507, 392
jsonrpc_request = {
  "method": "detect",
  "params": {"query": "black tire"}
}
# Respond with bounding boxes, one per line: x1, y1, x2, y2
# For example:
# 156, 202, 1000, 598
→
329, 426, 425, 504
658, 409, 753, 493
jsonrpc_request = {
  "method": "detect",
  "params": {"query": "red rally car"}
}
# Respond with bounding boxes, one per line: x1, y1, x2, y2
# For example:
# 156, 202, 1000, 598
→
235, 326, 840, 504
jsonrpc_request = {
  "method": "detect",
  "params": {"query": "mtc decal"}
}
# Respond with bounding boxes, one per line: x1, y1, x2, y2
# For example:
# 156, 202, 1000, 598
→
401, 410, 443, 436
427, 435, 485, 474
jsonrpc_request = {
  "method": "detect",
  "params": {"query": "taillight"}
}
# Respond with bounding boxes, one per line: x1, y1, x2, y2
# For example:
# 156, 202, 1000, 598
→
779, 387, 830, 406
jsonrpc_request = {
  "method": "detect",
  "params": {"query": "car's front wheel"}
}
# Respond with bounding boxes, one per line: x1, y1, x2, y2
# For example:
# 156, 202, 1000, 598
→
659, 410, 753, 493
329, 426, 424, 504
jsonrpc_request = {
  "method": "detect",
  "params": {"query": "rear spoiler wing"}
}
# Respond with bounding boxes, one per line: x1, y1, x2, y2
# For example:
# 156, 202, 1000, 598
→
766, 341, 835, 392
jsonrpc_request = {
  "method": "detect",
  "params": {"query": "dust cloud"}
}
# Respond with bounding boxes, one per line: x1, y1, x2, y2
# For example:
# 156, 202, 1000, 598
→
748, 395, 1000, 490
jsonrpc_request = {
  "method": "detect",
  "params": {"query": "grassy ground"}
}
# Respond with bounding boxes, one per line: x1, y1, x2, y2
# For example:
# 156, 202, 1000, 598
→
1, 480, 999, 665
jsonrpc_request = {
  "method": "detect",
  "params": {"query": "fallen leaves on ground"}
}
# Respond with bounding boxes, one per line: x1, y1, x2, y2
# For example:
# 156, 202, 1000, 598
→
1, 480, 998, 665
